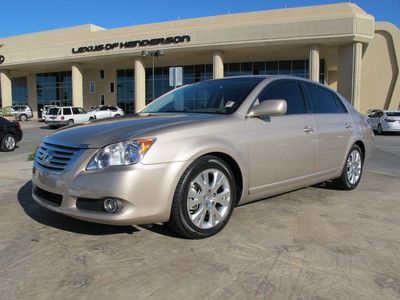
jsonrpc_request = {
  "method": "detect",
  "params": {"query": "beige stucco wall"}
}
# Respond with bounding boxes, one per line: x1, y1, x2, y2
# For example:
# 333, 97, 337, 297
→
360, 22, 400, 112
82, 68, 117, 111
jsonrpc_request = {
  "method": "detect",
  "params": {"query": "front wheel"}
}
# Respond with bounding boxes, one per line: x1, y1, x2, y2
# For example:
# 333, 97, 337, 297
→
1, 134, 16, 151
19, 114, 27, 121
334, 144, 364, 190
167, 155, 236, 239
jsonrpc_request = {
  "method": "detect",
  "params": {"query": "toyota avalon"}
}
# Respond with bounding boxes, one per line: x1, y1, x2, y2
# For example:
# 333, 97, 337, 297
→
32, 76, 373, 238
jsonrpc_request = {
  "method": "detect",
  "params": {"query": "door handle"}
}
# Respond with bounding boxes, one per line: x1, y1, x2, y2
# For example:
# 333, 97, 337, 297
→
302, 125, 314, 133
345, 123, 352, 129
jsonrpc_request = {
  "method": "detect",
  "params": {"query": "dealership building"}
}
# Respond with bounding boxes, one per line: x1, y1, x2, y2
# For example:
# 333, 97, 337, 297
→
0, 2, 399, 117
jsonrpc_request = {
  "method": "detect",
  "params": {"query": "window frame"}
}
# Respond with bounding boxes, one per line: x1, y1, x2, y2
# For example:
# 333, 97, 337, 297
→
300, 81, 348, 114
251, 78, 310, 115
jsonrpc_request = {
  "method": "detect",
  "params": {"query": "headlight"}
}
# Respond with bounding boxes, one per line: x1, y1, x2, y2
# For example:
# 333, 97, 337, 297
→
86, 138, 155, 171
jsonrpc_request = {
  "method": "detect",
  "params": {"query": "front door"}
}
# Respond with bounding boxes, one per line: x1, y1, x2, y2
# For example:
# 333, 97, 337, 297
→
246, 79, 316, 196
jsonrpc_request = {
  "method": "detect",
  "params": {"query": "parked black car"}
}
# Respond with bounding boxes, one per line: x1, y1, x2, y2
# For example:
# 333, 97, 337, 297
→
0, 117, 22, 151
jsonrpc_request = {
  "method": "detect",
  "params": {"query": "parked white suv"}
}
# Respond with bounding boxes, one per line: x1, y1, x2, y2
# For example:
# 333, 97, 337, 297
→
367, 109, 400, 134
45, 106, 90, 128
40, 105, 58, 122
87, 105, 124, 120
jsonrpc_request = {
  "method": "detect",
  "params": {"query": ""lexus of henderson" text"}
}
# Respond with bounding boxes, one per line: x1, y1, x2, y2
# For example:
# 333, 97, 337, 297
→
71, 35, 190, 54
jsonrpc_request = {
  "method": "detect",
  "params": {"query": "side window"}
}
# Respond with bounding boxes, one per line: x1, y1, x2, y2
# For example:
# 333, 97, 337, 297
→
258, 80, 306, 114
71, 108, 80, 114
331, 93, 348, 113
63, 108, 72, 115
77, 107, 85, 114
99, 106, 108, 111
306, 83, 343, 114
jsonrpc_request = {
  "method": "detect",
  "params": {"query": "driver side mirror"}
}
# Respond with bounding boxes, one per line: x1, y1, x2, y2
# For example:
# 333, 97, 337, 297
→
247, 99, 287, 118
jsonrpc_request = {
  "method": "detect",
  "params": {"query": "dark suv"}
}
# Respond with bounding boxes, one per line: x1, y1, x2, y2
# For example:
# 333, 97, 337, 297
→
0, 117, 23, 151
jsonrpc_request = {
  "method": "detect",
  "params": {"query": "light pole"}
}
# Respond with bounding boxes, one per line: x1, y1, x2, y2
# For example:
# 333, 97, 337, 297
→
142, 50, 165, 101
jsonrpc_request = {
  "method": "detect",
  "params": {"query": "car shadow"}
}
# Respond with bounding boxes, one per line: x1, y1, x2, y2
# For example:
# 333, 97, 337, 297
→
17, 181, 138, 235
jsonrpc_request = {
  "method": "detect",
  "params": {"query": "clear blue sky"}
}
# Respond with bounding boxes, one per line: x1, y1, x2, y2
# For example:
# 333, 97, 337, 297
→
0, 0, 399, 38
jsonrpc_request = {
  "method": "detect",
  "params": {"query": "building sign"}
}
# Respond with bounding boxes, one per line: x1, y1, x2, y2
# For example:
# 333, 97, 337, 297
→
0, 55, 5, 64
71, 35, 191, 55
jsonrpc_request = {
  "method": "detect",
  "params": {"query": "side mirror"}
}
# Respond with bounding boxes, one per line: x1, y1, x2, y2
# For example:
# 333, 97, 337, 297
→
248, 99, 287, 118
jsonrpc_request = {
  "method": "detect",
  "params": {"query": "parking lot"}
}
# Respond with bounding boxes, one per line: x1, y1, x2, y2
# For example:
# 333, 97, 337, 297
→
0, 121, 399, 299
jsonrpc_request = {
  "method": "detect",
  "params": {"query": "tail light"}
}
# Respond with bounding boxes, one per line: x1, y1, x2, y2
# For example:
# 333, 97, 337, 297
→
61, 116, 64, 121
384, 118, 395, 122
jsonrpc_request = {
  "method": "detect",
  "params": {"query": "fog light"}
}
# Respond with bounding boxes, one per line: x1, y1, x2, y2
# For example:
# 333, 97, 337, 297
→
103, 198, 118, 213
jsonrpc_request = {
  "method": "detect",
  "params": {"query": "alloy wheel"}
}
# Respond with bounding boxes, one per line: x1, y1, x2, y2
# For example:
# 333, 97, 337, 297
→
4, 136, 16, 150
346, 149, 362, 185
186, 168, 231, 229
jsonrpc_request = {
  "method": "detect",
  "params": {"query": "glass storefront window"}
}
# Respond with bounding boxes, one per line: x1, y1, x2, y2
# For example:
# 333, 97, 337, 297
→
116, 69, 135, 114
36, 71, 72, 117
223, 59, 325, 82
145, 64, 213, 103
12, 77, 28, 105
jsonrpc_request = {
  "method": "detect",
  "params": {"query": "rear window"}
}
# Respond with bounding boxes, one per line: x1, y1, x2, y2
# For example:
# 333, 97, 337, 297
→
386, 112, 400, 117
48, 108, 60, 115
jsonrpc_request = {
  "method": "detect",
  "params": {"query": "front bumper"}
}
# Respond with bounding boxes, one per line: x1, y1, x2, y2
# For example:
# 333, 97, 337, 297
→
32, 148, 188, 225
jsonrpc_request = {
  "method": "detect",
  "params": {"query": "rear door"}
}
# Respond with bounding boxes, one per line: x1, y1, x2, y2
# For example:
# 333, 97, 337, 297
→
246, 79, 316, 195
302, 82, 352, 173
71, 107, 88, 123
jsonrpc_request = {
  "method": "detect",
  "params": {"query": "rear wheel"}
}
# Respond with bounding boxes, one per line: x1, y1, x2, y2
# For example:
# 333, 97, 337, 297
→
167, 155, 236, 239
1, 134, 16, 151
334, 144, 364, 190
19, 114, 27, 121
67, 119, 74, 126
378, 124, 383, 135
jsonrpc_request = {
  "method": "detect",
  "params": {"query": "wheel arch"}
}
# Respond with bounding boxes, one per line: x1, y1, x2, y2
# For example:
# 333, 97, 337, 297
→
198, 151, 244, 205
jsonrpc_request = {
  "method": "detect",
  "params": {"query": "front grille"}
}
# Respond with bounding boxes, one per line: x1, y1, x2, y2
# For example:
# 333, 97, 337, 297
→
33, 185, 62, 206
34, 141, 84, 174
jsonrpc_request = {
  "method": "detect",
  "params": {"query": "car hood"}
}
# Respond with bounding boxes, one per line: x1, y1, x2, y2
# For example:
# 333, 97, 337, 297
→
44, 113, 224, 148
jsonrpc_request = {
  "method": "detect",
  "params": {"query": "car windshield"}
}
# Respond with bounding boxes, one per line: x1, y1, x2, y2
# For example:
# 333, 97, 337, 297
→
142, 77, 264, 115
386, 112, 400, 117
48, 107, 60, 115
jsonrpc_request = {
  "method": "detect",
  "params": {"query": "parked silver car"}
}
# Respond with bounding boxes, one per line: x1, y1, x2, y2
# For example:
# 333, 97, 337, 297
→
11, 105, 33, 121
32, 76, 373, 238
367, 109, 400, 134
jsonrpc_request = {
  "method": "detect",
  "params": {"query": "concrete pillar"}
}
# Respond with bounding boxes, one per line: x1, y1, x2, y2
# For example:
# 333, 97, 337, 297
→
213, 52, 224, 79
0, 70, 12, 107
72, 63, 84, 108
134, 58, 146, 112
309, 45, 320, 82
27, 74, 37, 118
352, 42, 363, 110
337, 42, 363, 110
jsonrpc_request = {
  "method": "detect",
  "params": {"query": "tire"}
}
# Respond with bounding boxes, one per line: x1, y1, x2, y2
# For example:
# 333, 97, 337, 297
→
333, 144, 364, 190
114, 114, 121, 117
166, 155, 236, 239
1, 134, 16, 151
378, 124, 383, 135
19, 114, 27, 121
67, 119, 74, 126
49, 125, 58, 129
89, 117, 95, 121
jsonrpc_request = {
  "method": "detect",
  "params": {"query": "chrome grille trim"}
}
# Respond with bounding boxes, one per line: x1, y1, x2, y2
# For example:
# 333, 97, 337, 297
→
34, 141, 85, 174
